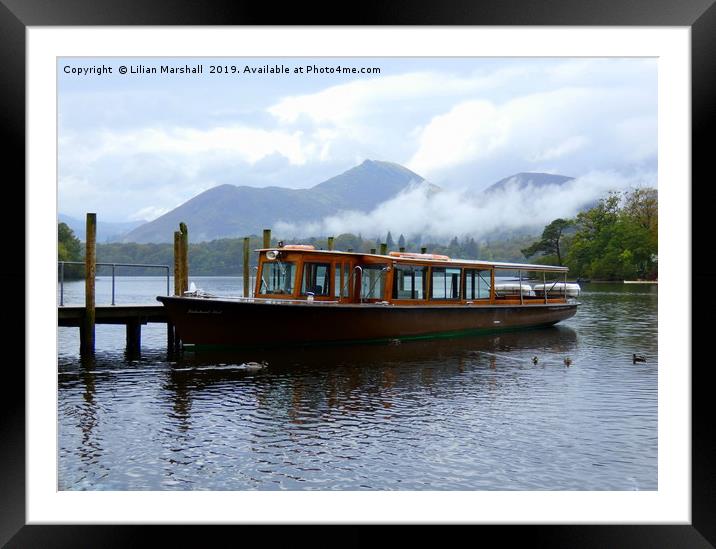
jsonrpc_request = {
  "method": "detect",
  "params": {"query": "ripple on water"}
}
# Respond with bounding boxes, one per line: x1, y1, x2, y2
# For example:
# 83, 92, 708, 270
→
58, 284, 657, 490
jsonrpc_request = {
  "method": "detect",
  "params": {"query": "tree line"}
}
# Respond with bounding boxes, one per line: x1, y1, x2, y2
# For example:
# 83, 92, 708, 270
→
58, 223, 536, 277
519, 188, 657, 281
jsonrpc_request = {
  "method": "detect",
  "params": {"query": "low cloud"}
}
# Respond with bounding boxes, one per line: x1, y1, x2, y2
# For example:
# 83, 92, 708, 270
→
275, 171, 656, 240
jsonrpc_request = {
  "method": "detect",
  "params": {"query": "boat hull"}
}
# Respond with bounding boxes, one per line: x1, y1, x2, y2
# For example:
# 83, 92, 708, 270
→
158, 296, 578, 348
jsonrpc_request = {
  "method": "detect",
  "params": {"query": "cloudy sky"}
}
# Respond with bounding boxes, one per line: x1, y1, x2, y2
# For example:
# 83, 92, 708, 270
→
58, 57, 657, 225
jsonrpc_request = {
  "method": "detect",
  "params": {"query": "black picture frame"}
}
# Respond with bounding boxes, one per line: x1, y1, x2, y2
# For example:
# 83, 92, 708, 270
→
3, 0, 711, 545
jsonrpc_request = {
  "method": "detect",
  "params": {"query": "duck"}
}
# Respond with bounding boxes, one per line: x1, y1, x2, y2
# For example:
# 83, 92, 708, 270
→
532, 356, 539, 365
564, 357, 572, 367
633, 354, 647, 364
243, 361, 268, 371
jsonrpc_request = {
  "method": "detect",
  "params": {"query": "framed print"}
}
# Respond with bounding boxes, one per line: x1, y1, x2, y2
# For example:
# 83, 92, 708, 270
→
3, 0, 712, 545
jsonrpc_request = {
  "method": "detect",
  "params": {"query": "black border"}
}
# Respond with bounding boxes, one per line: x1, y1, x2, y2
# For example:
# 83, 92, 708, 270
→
3, 0, 712, 546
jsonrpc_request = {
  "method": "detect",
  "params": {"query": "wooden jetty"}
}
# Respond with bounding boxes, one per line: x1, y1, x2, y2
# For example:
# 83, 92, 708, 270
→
58, 214, 275, 356
59, 214, 192, 356
58, 304, 170, 356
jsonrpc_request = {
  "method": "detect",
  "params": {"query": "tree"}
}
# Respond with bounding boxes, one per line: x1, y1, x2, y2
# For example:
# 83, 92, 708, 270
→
564, 189, 657, 280
521, 218, 574, 265
398, 234, 406, 249
58, 222, 81, 261
386, 231, 395, 250
464, 237, 480, 259
447, 236, 460, 257
58, 222, 83, 279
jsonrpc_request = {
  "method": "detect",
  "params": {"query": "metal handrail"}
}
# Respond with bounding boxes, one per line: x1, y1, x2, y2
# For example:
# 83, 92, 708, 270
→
182, 294, 341, 305
58, 261, 171, 306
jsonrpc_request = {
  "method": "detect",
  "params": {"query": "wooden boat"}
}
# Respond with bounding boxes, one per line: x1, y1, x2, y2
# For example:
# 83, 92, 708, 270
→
157, 245, 579, 349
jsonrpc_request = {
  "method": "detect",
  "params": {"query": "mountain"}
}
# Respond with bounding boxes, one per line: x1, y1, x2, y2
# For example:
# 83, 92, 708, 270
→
58, 214, 146, 243
122, 160, 427, 243
482, 172, 574, 195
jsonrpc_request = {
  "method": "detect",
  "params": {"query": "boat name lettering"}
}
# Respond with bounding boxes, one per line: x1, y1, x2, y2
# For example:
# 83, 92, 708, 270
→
187, 309, 223, 315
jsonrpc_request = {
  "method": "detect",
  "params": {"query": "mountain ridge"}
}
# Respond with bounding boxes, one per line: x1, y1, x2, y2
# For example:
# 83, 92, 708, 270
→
120, 160, 427, 243
83, 162, 580, 244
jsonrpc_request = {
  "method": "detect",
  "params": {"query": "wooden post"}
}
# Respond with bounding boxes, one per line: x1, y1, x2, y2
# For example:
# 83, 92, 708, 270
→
180, 223, 189, 294
173, 231, 182, 296
263, 229, 271, 249
421, 247, 427, 254
243, 237, 250, 297
167, 322, 175, 354
379, 243, 387, 255
327, 237, 334, 251
81, 213, 96, 356
126, 319, 141, 357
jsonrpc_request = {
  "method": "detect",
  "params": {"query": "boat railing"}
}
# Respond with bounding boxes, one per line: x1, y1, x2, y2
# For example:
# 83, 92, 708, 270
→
357, 265, 388, 303
182, 292, 341, 305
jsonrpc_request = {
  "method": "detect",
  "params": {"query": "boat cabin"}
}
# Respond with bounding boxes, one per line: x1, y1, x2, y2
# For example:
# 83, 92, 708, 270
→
255, 245, 576, 306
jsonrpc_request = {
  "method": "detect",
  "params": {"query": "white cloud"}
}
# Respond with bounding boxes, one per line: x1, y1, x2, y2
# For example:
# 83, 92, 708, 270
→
408, 100, 508, 175
530, 136, 589, 162
58, 58, 657, 222
267, 69, 525, 127
407, 86, 655, 184
275, 170, 657, 240
64, 125, 311, 166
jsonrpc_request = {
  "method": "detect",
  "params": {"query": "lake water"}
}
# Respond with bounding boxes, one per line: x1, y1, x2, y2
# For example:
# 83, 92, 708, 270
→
57, 277, 657, 490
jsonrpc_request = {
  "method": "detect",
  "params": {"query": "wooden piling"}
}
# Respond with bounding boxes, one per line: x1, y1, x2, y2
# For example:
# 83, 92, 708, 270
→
327, 237, 334, 251
81, 213, 96, 355
243, 237, 250, 297
379, 243, 388, 255
263, 229, 271, 249
126, 319, 141, 356
180, 222, 189, 294
167, 322, 175, 354
173, 231, 182, 296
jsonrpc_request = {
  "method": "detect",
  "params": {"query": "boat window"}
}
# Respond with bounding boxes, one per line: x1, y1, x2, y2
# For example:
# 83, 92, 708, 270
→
392, 264, 426, 300
465, 269, 492, 299
334, 262, 352, 298
334, 263, 341, 298
431, 267, 462, 300
259, 261, 296, 295
342, 262, 352, 297
359, 264, 388, 300
301, 262, 331, 296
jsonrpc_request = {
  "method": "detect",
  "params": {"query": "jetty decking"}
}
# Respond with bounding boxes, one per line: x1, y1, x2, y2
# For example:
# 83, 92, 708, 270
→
58, 304, 167, 326
58, 304, 174, 355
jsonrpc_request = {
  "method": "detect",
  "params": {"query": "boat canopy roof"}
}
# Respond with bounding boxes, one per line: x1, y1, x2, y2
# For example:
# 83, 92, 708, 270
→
256, 247, 569, 272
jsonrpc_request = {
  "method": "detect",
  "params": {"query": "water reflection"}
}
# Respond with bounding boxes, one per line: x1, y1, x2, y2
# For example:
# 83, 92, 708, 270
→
58, 282, 657, 490
176, 325, 577, 373
155, 327, 579, 432
77, 356, 102, 467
